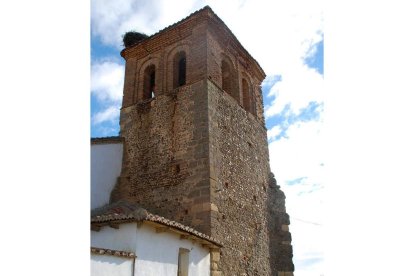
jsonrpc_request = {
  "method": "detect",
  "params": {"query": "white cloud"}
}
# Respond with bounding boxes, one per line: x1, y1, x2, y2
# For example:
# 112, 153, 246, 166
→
269, 118, 324, 275
290, 219, 324, 275
269, 120, 324, 185
91, 60, 124, 103
267, 125, 283, 140
204, 0, 323, 75
91, 0, 323, 76
265, 64, 324, 118
91, 0, 200, 48
92, 106, 120, 125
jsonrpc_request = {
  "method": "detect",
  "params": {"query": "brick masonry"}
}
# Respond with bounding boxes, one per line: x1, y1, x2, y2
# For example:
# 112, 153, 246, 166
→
110, 6, 294, 276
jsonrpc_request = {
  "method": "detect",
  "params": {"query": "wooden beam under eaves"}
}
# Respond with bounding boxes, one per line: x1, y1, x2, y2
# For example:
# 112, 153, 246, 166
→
180, 234, 190, 240
91, 225, 101, 232
155, 226, 169, 233
109, 223, 119, 229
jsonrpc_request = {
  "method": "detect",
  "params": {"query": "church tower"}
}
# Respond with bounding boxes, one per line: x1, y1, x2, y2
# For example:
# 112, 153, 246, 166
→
111, 6, 294, 275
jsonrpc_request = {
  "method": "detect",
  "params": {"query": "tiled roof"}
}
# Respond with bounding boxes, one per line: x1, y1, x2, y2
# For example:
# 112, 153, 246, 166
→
91, 247, 136, 258
91, 136, 123, 145
121, 5, 265, 78
91, 201, 222, 248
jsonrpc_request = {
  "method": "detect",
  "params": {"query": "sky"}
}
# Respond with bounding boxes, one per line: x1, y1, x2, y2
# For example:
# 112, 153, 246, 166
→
91, 0, 324, 275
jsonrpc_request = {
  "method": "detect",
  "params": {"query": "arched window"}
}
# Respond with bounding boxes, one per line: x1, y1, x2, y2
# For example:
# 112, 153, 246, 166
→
143, 64, 156, 99
173, 51, 186, 89
221, 60, 231, 94
221, 59, 238, 101
242, 78, 251, 112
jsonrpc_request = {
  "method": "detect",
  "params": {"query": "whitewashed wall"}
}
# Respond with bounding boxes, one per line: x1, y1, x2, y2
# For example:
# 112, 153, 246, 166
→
135, 224, 210, 276
91, 222, 211, 276
91, 223, 137, 253
91, 143, 123, 209
91, 254, 133, 276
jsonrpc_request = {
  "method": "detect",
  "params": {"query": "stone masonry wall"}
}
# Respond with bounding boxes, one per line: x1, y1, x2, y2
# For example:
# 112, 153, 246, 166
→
113, 78, 295, 275
112, 80, 213, 235
207, 80, 272, 275
268, 173, 295, 275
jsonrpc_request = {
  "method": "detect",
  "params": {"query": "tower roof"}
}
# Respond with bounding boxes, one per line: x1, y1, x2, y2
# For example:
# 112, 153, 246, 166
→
121, 6, 266, 80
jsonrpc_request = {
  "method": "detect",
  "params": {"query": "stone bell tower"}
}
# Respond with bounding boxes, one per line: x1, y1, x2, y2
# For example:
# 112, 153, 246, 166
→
110, 6, 294, 276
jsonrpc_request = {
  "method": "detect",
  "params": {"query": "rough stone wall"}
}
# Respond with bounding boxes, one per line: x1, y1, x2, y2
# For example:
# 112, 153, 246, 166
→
268, 173, 295, 275
206, 80, 294, 275
207, 80, 272, 275
113, 80, 213, 234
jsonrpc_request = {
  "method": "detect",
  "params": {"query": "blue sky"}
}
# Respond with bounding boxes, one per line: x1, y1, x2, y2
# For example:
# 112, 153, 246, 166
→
91, 1, 323, 275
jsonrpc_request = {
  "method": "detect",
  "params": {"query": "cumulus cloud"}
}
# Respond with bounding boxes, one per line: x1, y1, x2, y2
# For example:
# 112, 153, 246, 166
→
269, 117, 324, 275
203, 0, 323, 75
91, 0, 200, 48
92, 106, 120, 125
91, 60, 124, 127
265, 64, 324, 118
91, 0, 323, 75
289, 189, 324, 276
91, 60, 124, 103
269, 120, 324, 187
267, 125, 283, 141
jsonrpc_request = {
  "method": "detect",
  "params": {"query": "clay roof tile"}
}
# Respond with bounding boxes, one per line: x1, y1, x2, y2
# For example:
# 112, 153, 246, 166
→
91, 200, 223, 247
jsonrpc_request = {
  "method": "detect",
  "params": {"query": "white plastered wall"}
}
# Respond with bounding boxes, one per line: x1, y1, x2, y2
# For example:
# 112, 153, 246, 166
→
91, 143, 123, 209
91, 222, 211, 276
135, 223, 210, 276
91, 254, 133, 276
91, 223, 137, 253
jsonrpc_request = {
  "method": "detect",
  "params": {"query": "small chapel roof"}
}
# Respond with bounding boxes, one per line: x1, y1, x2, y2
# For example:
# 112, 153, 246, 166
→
91, 200, 223, 248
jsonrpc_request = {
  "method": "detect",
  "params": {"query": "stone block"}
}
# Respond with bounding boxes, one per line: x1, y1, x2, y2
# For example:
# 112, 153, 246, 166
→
281, 224, 289, 231
211, 261, 218, 270
211, 250, 220, 262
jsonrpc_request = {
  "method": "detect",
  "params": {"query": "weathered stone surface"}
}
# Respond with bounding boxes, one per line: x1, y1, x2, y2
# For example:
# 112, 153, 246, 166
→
282, 224, 290, 232
211, 250, 220, 262
207, 80, 273, 275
